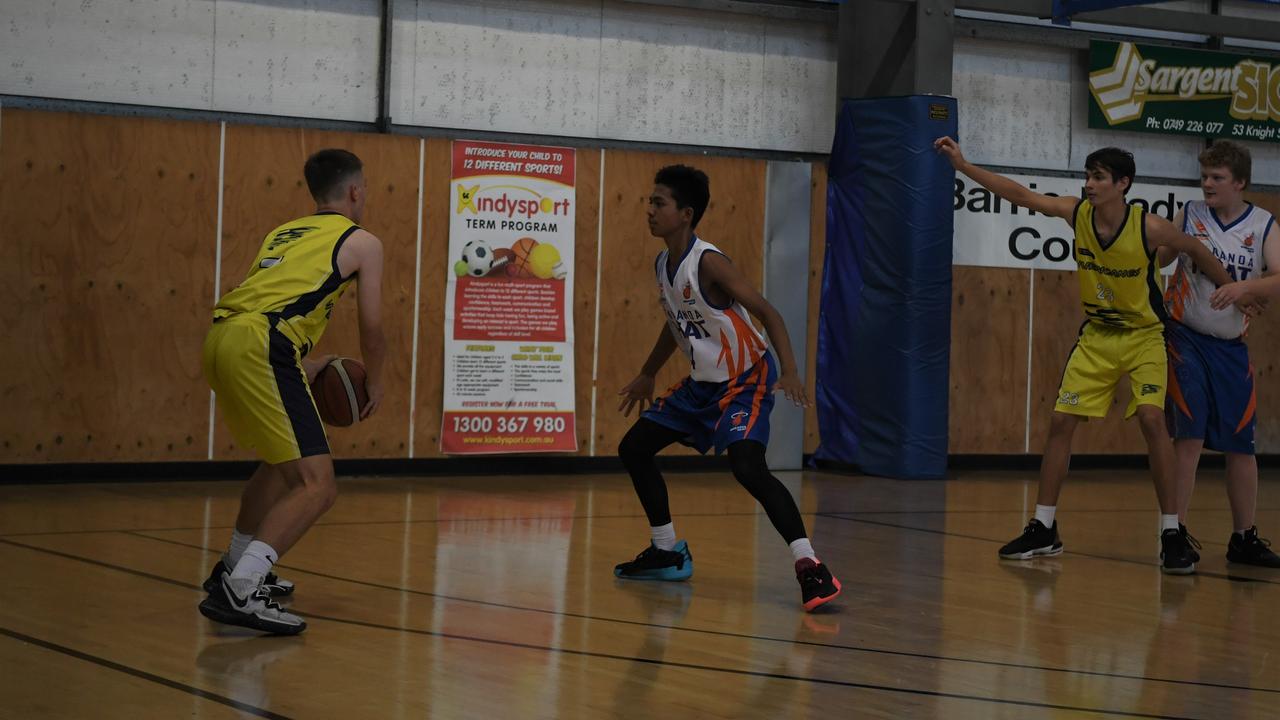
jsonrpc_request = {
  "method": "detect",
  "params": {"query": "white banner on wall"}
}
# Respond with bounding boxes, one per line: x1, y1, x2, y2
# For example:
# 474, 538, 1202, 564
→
952, 173, 1201, 271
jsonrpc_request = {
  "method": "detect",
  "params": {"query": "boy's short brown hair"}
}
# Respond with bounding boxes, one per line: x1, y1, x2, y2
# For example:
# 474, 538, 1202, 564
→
1198, 140, 1251, 189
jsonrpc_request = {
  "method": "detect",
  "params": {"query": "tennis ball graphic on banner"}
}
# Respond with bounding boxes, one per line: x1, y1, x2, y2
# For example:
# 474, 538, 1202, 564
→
527, 243, 566, 279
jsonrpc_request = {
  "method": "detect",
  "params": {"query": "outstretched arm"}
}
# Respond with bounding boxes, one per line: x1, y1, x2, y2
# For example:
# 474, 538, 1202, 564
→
700, 252, 810, 407
934, 137, 1080, 221
1155, 208, 1186, 268
1145, 214, 1232, 288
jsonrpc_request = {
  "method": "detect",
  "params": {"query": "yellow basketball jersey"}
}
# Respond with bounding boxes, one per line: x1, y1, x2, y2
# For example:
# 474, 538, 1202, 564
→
1073, 200, 1165, 329
213, 212, 359, 353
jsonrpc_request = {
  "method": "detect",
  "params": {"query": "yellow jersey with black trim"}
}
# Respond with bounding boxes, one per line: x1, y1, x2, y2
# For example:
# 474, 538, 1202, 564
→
1073, 199, 1166, 329
213, 212, 359, 353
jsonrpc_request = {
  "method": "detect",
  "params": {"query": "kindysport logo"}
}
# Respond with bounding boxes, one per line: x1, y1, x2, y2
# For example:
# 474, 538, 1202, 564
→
456, 184, 571, 218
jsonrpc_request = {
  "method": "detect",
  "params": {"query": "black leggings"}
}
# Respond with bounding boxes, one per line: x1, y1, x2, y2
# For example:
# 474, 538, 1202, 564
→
617, 418, 808, 544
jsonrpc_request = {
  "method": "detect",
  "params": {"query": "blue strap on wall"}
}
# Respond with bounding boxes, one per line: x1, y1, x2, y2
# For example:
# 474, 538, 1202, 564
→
815, 96, 957, 479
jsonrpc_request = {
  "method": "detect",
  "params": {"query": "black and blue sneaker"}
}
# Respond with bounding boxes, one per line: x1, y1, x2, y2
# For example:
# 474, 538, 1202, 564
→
614, 540, 693, 581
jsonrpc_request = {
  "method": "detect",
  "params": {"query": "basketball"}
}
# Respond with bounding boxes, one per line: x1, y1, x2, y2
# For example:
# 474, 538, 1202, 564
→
312, 357, 368, 427
505, 237, 539, 278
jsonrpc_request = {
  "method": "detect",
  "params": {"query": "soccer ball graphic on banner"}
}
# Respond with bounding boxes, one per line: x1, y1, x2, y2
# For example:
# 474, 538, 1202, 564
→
460, 239, 496, 277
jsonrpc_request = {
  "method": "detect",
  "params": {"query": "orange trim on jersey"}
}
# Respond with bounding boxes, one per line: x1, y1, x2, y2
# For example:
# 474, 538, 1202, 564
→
1164, 271, 1191, 322
717, 312, 766, 377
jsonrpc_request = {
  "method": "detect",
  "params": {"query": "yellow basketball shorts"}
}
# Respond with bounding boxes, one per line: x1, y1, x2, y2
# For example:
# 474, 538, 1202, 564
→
1055, 322, 1167, 419
202, 314, 329, 464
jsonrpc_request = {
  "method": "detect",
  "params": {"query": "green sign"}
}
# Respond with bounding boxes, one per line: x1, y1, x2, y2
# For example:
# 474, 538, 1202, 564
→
1088, 40, 1280, 144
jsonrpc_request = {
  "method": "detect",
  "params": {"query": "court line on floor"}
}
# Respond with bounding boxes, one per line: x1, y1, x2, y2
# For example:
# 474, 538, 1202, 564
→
817, 514, 1280, 585
0, 539, 1211, 720
101, 532, 1280, 696
3, 505, 1269, 540
0, 627, 290, 720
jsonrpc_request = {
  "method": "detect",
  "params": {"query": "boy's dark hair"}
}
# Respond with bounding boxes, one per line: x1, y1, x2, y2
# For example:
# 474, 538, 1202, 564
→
1084, 147, 1136, 195
304, 149, 363, 202
1199, 139, 1251, 190
654, 165, 711, 228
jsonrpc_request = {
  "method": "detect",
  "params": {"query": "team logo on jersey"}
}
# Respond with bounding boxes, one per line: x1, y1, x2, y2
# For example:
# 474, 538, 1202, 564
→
267, 226, 317, 251
1244, 233, 1255, 248
1195, 220, 1209, 235
1141, 383, 1161, 396
729, 410, 750, 431
259, 257, 282, 269
682, 281, 693, 301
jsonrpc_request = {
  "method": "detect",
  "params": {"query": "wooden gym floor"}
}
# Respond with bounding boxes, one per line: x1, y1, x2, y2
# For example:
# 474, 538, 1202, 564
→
1, 467, 1277, 719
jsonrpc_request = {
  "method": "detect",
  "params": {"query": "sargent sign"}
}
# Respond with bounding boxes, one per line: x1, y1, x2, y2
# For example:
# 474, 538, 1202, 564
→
1088, 40, 1280, 143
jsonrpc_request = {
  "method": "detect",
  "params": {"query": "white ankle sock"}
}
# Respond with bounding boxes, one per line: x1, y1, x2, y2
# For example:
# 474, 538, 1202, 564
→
1160, 514, 1179, 532
226, 529, 253, 567
650, 523, 676, 551
230, 540, 279, 582
789, 538, 817, 562
1034, 505, 1056, 527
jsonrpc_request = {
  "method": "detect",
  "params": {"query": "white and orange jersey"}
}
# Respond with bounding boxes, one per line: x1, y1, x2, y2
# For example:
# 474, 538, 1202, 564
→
1166, 200, 1274, 339
655, 237, 768, 383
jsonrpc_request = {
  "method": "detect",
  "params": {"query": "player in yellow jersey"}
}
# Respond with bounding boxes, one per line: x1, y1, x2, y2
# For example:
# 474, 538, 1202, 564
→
197, 149, 386, 634
935, 138, 1238, 574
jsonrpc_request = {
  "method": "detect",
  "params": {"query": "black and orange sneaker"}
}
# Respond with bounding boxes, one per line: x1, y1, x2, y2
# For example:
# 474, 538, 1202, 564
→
796, 558, 841, 612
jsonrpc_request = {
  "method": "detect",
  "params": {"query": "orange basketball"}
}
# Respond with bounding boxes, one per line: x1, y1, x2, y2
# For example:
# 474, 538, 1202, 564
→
312, 358, 368, 427
506, 237, 539, 278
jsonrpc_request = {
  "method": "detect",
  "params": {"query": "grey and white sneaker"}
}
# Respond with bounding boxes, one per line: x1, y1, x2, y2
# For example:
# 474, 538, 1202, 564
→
198, 572, 306, 635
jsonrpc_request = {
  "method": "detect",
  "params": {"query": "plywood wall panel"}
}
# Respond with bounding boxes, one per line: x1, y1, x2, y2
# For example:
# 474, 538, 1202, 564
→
411, 138, 453, 458
1028, 270, 1147, 455
0, 110, 219, 462
572, 149, 602, 455
214, 126, 421, 460
804, 162, 826, 456
593, 150, 766, 458
1244, 191, 1280, 453
949, 267, 1030, 454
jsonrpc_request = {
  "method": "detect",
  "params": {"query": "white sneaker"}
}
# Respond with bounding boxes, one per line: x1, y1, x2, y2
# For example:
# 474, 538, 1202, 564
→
197, 572, 306, 635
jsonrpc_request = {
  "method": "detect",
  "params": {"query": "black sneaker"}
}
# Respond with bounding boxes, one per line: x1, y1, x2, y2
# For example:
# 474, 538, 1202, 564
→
1227, 527, 1280, 568
202, 559, 294, 598
614, 541, 693, 581
198, 572, 306, 635
1160, 528, 1196, 575
998, 519, 1063, 560
796, 558, 841, 612
1179, 524, 1202, 563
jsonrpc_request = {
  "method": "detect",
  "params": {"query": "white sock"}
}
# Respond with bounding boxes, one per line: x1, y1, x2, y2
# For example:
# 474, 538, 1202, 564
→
1160, 514, 1179, 532
789, 538, 817, 562
1237, 527, 1252, 536
650, 523, 676, 551
1034, 505, 1056, 528
226, 529, 253, 568
230, 540, 279, 582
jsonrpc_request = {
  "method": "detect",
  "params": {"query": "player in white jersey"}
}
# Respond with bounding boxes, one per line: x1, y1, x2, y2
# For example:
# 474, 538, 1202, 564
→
1162, 140, 1280, 567
613, 165, 841, 612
